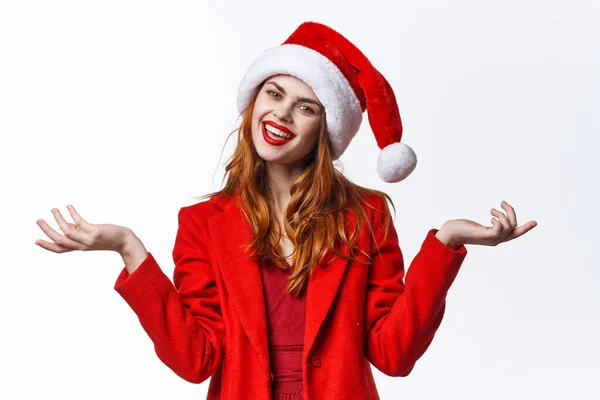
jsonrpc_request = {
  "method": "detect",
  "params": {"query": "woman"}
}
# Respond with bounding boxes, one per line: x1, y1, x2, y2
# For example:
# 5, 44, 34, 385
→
35, 22, 536, 400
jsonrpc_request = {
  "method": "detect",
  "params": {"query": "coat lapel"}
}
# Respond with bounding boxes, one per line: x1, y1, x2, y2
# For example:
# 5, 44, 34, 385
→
207, 194, 352, 373
207, 195, 271, 376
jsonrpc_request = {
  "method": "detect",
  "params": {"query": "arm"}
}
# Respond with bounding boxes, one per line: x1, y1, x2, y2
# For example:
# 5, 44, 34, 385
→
113, 207, 225, 384
363, 198, 468, 377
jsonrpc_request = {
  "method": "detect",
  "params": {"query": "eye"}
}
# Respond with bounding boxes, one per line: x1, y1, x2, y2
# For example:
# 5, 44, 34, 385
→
299, 105, 315, 114
266, 90, 315, 114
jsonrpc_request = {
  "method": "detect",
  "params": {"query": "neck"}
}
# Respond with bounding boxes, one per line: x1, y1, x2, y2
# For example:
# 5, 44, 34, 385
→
266, 161, 302, 214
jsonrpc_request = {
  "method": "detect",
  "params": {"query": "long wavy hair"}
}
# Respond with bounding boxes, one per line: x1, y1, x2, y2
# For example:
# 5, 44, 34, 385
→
196, 78, 395, 298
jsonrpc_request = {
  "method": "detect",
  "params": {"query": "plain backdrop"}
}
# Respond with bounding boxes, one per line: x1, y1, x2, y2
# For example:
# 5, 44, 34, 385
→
2, 0, 598, 399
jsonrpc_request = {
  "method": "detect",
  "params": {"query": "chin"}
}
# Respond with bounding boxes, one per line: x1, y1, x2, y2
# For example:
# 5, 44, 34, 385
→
256, 148, 288, 163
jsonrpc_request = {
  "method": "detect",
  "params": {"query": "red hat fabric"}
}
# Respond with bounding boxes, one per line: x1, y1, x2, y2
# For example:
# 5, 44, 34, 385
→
237, 21, 417, 183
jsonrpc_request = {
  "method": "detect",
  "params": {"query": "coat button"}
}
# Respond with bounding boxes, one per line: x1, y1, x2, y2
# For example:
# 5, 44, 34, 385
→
310, 356, 321, 368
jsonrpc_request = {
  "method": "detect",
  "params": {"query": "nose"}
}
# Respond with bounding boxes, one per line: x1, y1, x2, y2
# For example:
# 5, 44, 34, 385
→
273, 104, 293, 123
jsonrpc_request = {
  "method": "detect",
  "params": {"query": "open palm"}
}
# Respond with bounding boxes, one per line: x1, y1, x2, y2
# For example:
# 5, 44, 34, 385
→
444, 201, 537, 247
35, 205, 130, 254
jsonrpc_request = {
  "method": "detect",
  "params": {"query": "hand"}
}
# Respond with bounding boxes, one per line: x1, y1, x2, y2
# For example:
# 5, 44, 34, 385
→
35, 205, 132, 254
439, 201, 537, 247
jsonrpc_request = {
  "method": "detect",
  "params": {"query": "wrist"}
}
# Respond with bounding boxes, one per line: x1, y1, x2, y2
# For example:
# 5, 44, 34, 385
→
118, 229, 148, 275
435, 226, 462, 250
118, 228, 141, 256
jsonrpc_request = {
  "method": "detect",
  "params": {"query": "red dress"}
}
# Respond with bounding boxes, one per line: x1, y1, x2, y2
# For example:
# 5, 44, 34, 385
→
259, 258, 306, 400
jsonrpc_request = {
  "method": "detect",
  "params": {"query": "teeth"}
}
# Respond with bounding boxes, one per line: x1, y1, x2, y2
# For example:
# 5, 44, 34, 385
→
265, 123, 293, 139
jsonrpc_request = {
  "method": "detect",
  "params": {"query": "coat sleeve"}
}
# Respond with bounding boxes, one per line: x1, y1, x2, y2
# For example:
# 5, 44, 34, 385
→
363, 197, 467, 377
113, 207, 225, 384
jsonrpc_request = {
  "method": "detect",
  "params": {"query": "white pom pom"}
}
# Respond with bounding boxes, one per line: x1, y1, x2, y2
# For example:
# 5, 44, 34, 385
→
377, 142, 417, 183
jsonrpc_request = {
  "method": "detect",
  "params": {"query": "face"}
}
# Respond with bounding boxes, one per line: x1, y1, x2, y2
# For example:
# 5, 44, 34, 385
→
251, 74, 324, 168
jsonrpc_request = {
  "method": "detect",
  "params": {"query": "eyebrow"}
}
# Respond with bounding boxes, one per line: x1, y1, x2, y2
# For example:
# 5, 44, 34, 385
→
265, 81, 323, 109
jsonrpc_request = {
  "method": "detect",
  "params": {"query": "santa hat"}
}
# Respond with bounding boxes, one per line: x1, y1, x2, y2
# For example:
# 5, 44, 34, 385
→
237, 21, 417, 183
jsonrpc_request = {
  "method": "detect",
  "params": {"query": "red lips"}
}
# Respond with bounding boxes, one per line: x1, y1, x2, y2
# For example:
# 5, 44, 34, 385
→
264, 120, 295, 137
262, 121, 295, 146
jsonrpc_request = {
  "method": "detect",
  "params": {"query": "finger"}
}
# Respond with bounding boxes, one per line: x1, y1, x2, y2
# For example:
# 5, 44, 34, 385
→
501, 220, 538, 242
67, 205, 94, 233
36, 218, 87, 250
52, 208, 74, 233
35, 238, 74, 254
51, 208, 90, 245
489, 217, 503, 237
491, 208, 511, 235
501, 201, 518, 229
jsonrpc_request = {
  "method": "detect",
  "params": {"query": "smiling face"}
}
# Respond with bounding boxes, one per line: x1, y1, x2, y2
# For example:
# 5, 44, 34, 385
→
251, 74, 324, 167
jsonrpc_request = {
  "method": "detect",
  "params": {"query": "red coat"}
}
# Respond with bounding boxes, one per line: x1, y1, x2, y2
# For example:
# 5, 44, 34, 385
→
114, 193, 468, 399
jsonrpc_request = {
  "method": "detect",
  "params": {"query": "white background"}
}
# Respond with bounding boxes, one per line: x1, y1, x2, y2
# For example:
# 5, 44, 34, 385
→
2, 0, 598, 399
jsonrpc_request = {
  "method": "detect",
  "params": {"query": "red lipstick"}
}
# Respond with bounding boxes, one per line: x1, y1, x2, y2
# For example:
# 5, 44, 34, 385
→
262, 121, 295, 146
265, 120, 295, 136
